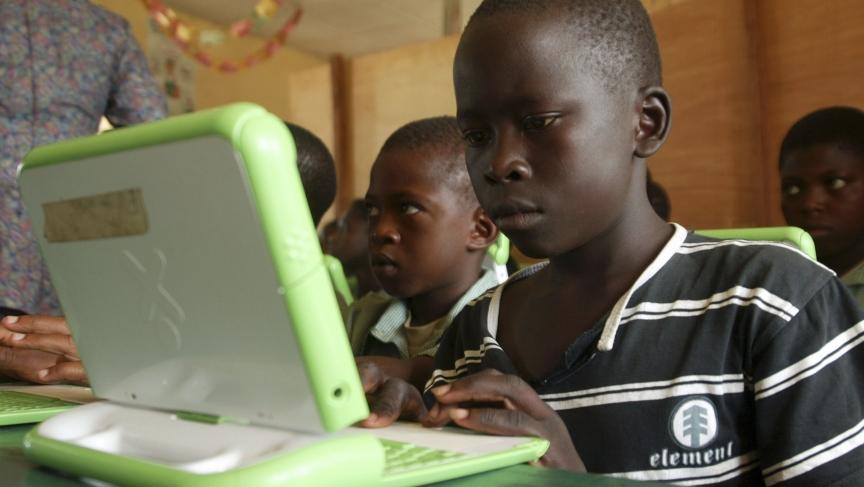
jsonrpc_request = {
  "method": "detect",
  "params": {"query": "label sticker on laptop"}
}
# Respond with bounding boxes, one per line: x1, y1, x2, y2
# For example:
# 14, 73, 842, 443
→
43, 188, 149, 242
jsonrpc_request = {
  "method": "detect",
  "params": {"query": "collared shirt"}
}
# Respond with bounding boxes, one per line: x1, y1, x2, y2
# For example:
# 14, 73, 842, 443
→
428, 224, 864, 485
347, 269, 500, 358
841, 259, 864, 308
1, 0, 167, 314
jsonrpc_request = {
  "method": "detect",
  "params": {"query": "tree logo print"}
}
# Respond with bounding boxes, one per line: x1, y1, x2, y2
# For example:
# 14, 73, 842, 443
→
669, 397, 718, 449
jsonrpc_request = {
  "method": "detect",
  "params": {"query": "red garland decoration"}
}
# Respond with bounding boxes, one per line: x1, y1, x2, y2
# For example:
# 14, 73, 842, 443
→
141, 0, 303, 73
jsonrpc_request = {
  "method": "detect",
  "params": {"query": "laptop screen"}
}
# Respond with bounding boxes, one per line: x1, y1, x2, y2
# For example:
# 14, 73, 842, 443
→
19, 104, 367, 433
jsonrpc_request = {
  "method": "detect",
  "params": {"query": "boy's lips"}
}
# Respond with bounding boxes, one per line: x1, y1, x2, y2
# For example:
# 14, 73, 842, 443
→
490, 202, 543, 231
370, 253, 399, 276
800, 224, 833, 237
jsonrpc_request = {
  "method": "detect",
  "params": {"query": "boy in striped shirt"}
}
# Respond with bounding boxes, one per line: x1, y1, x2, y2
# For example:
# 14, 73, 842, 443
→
359, 0, 864, 485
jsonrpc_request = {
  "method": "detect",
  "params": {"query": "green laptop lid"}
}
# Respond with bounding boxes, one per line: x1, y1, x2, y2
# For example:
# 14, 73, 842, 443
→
19, 103, 367, 433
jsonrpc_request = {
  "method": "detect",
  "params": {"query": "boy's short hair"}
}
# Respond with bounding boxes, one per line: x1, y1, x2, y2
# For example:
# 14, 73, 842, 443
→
378, 116, 476, 205
284, 122, 337, 225
779, 106, 864, 168
468, 0, 661, 91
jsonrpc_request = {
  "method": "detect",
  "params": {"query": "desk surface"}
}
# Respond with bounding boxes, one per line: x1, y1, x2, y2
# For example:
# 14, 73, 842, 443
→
0, 424, 658, 486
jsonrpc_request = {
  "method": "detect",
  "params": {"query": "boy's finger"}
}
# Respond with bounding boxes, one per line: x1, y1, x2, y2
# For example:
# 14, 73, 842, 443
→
432, 372, 545, 414
43, 361, 89, 386
0, 329, 79, 359
0, 346, 60, 382
362, 378, 427, 428
420, 403, 455, 428
448, 407, 544, 438
356, 358, 384, 394
1, 315, 72, 336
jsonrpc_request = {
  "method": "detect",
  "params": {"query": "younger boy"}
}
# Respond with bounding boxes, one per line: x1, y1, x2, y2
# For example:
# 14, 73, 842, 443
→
347, 116, 499, 362
361, 1, 864, 485
779, 106, 864, 305
0, 121, 339, 384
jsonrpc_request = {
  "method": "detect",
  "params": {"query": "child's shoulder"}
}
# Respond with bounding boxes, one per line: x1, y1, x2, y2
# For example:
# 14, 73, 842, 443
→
679, 230, 831, 278
668, 229, 835, 309
348, 290, 397, 320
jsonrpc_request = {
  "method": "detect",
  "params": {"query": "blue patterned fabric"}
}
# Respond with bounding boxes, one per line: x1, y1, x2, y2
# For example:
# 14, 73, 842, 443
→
1, 0, 167, 314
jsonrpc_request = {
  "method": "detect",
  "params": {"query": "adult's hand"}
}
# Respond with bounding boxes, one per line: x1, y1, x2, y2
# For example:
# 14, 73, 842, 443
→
424, 369, 585, 472
355, 356, 427, 428
0, 315, 88, 385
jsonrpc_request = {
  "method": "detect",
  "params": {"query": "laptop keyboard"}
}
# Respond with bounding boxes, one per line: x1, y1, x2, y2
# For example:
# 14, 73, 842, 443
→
0, 390, 78, 426
0, 390, 75, 412
380, 438, 466, 474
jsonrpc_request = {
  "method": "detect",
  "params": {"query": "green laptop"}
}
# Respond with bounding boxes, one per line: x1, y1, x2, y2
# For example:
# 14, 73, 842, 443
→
17, 103, 547, 486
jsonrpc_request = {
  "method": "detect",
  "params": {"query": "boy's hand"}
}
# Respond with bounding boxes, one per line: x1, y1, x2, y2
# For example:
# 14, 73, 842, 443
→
356, 357, 427, 427
0, 316, 88, 385
423, 369, 585, 472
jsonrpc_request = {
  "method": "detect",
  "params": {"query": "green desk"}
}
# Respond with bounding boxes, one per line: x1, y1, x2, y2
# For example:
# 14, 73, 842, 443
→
1, 424, 657, 486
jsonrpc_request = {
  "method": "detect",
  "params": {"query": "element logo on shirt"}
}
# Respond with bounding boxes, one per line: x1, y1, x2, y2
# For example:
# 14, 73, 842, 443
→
669, 396, 718, 449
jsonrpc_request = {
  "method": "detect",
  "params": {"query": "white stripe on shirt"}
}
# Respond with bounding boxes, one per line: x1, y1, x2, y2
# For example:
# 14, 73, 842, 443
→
543, 379, 745, 410
426, 337, 502, 391
678, 240, 830, 274
609, 451, 759, 484
755, 320, 864, 400
539, 374, 744, 400
619, 286, 799, 325
762, 418, 864, 485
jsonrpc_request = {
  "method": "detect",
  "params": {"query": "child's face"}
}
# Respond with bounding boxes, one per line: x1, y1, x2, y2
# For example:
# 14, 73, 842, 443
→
781, 143, 864, 259
331, 208, 369, 268
364, 148, 477, 298
454, 15, 642, 259
319, 220, 339, 254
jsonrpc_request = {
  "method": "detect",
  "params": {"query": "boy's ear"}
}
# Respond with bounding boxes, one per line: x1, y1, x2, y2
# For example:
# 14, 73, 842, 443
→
466, 207, 499, 251
634, 86, 672, 158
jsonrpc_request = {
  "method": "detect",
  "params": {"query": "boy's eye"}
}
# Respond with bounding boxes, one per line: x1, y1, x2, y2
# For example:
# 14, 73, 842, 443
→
782, 184, 801, 196
828, 178, 848, 190
400, 203, 420, 215
366, 205, 380, 217
521, 114, 558, 131
462, 130, 489, 147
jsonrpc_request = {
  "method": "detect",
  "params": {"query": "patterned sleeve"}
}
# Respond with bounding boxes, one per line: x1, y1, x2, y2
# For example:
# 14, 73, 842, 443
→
422, 311, 466, 408
422, 293, 515, 405
751, 277, 864, 486
104, 20, 167, 126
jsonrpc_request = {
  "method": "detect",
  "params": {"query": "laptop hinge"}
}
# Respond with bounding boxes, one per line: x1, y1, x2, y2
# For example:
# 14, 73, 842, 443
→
174, 410, 239, 425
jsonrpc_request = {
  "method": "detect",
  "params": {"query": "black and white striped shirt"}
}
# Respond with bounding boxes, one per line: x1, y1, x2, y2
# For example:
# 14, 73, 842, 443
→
426, 224, 864, 486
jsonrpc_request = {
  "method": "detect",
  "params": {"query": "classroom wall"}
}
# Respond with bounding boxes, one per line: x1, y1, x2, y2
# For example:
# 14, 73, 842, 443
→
340, 0, 864, 230
96, 1, 864, 230
95, 0, 338, 220
755, 0, 864, 225
648, 0, 766, 228
94, 0, 334, 153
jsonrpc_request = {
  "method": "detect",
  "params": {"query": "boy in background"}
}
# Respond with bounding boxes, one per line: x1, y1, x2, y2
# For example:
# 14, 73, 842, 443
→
0, 121, 338, 384
329, 199, 382, 299
284, 121, 337, 226
779, 106, 864, 306
360, 1, 864, 484
348, 117, 499, 365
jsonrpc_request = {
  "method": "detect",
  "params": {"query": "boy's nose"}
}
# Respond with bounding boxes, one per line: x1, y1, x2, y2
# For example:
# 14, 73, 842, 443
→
369, 215, 400, 245
485, 144, 531, 184
801, 186, 828, 213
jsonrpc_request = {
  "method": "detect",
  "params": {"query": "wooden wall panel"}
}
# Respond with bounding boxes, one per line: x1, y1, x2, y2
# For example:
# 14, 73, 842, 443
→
756, 0, 864, 225
648, 0, 765, 229
347, 35, 460, 197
